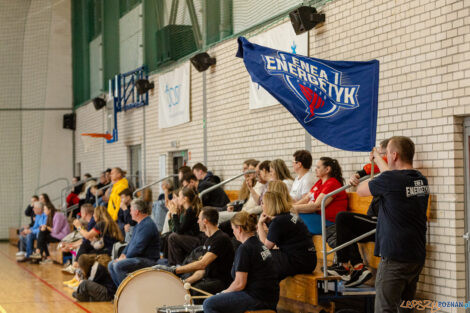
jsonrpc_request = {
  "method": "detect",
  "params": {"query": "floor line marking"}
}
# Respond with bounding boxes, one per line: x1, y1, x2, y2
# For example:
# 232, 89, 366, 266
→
0, 250, 92, 313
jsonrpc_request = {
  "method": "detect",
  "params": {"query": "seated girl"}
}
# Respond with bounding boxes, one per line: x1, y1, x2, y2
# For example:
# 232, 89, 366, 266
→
269, 159, 294, 192
31, 203, 70, 263
257, 191, 316, 280
292, 157, 348, 235
203, 211, 279, 313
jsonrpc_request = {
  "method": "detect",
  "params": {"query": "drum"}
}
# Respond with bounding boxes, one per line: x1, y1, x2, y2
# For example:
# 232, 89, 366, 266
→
157, 305, 204, 313
114, 268, 191, 313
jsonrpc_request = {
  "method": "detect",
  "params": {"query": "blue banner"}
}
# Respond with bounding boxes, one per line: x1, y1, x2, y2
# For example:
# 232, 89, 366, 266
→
236, 36, 379, 152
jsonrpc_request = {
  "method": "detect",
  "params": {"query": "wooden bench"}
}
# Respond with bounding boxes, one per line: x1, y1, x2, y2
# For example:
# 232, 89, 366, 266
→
49, 242, 64, 264
9, 227, 19, 246
225, 190, 239, 202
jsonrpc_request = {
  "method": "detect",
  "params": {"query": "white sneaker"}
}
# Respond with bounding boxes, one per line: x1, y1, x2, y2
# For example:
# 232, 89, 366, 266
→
62, 264, 76, 275
16, 251, 26, 257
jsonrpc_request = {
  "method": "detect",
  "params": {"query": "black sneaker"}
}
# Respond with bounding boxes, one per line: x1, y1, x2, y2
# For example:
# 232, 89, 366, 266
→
326, 264, 351, 280
344, 266, 372, 288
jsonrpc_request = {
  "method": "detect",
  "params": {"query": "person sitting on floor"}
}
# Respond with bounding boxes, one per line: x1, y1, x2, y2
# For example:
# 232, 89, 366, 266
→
290, 150, 316, 202
117, 188, 136, 242
182, 173, 230, 209
327, 139, 389, 288
30, 202, 70, 263
269, 159, 294, 192
292, 157, 348, 235
17, 201, 47, 262
203, 211, 279, 313
155, 207, 235, 297
192, 162, 221, 184
72, 254, 116, 302
257, 191, 316, 280
165, 187, 203, 266
108, 199, 160, 287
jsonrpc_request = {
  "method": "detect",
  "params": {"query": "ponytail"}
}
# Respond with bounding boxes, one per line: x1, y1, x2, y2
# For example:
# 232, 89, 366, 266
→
320, 157, 344, 186
231, 211, 258, 233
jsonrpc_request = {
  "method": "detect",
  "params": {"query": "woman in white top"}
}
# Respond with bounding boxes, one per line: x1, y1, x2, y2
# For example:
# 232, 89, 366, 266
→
269, 159, 294, 192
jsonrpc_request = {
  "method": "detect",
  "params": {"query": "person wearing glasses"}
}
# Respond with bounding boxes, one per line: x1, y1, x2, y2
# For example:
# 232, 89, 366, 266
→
290, 150, 316, 202
326, 139, 389, 288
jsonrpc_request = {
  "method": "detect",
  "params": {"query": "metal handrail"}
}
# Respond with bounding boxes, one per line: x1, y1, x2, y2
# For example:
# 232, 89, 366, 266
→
35, 177, 69, 195
60, 177, 98, 208
320, 175, 372, 291
199, 170, 256, 197
132, 175, 178, 198
95, 183, 112, 207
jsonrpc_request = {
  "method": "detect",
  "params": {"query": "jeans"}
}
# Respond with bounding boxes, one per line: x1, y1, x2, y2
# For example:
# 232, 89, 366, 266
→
298, 213, 334, 235
26, 232, 37, 257
73, 280, 112, 302
203, 291, 275, 313
375, 258, 424, 313
108, 257, 157, 287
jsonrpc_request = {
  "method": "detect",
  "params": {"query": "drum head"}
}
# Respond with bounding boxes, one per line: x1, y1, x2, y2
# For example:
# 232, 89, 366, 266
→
115, 268, 190, 313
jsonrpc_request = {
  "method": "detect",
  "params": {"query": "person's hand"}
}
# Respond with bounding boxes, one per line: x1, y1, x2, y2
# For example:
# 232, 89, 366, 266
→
349, 173, 360, 186
227, 206, 234, 212
40, 225, 46, 231
258, 213, 270, 225
152, 264, 177, 274
168, 201, 178, 214
124, 224, 131, 233
369, 147, 380, 162
246, 177, 253, 190
72, 219, 81, 229
162, 183, 169, 194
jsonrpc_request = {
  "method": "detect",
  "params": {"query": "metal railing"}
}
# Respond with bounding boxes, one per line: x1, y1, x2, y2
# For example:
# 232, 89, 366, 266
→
35, 177, 70, 203
132, 175, 178, 198
199, 170, 256, 197
320, 175, 373, 292
60, 177, 97, 209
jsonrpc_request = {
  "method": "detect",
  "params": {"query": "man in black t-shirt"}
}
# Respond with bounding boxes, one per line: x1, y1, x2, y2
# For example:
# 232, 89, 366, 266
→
357, 136, 429, 313
155, 207, 234, 296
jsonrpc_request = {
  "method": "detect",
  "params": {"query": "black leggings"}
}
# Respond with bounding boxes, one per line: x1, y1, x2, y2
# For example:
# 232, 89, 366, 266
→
271, 249, 317, 281
37, 230, 60, 257
335, 211, 377, 265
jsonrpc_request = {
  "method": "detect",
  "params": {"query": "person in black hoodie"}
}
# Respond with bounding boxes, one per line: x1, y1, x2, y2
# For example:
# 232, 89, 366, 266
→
192, 163, 221, 184
24, 195, 39, 228
182, 173, 229, 209
167, 187, 203, 265
73, 254, 116, 302
117, 188, 136, 242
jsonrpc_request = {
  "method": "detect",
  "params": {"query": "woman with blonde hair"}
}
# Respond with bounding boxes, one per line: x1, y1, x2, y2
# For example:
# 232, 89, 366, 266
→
257, 191, 316, 280
203, 211, 279, 312
269, 159, 294, 192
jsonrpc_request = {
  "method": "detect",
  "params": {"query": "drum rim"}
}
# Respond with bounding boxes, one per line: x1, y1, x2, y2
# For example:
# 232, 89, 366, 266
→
114, 267, 189, 313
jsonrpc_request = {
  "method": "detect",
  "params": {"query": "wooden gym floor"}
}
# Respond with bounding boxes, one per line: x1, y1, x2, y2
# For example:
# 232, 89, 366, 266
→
0, 243, 113, 313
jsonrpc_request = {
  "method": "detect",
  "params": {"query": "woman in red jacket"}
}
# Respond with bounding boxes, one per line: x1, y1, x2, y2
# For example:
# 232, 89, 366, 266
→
293, 157, 348, 234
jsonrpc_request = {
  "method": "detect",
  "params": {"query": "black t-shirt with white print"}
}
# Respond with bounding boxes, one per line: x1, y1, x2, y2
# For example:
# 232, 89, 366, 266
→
369, 170, 429, 262
203, 230, 234, 285
232, 236, 279, 306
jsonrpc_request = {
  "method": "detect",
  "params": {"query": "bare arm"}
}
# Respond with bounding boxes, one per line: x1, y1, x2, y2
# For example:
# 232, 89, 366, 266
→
223, 272, 248, 293
257, 214, 275, 249
357, 179, 372, 197
175, 252, 217, 275
292, 193, 333, 213
184, 269, 205, 284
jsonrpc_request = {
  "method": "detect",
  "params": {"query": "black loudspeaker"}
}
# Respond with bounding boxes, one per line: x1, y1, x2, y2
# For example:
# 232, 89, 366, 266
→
135, 79, 155, 95
190, 52, 216, 72
93, 97, 106, 110
289, 6, 325, 35
63, 113, 76, 130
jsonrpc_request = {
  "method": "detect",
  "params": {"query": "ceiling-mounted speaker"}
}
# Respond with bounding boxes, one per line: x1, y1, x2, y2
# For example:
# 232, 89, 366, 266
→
136, 79, 155, 95
289, 6, 325, 35
190, 52, 216, 72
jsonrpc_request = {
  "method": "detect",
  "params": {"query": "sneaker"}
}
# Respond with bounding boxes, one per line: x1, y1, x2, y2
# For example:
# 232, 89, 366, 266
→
62, 264, 76, 275
30, 252, 42, 260
16, 251, 26, 257
326, 263, 351, 280
63, 277, 78, 286
344, 265, 373, 288
40, 259, 53, 265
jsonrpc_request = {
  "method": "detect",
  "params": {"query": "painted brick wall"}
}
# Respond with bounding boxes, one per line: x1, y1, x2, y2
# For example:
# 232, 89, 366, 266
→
74, 0, 470, 310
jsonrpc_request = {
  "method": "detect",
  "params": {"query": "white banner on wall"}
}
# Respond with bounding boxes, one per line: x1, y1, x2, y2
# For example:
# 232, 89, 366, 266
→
249, 22, 308, 109
159, 63, 190, 128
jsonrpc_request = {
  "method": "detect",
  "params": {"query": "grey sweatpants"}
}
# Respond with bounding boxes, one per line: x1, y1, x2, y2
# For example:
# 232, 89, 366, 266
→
375, 257, 424, 313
